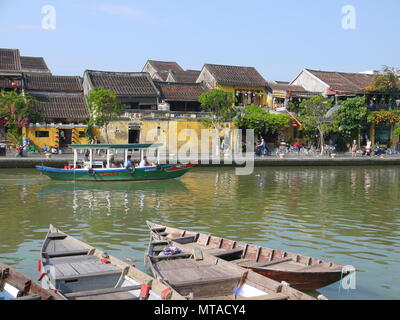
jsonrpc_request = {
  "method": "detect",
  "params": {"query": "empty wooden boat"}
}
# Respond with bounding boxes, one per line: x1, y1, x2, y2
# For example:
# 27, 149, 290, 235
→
39, 225, 184, 300
0, 262, 61, 300
147, 221, 350, 291
145, 231, 316, 300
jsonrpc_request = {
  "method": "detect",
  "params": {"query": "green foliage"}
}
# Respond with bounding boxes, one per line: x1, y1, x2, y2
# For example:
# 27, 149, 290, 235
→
393, 125, 400, 136
198, 89, 237, 129
86, 87, 122, 143
368, 110, 400, 125
235, 104, 290, 137
0, 90, 42, 137
298, 95, 334, 152
335, 97, 368, 140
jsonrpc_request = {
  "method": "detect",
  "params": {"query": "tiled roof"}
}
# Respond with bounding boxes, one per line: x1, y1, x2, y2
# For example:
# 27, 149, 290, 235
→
169, 70, 201, 83
267, 81, 307, 92
306, 69, 374, 92
24, 74, 82, 92
0, 48, 21, 71
20, 56, 50, 73
86, 70, 159, 97
155, 81, 209, 101
32, 94, 89, 120
204, 64, 266, 87
148, 60, 183, 73
0, 78, 22, 89
155, 70, 170, 81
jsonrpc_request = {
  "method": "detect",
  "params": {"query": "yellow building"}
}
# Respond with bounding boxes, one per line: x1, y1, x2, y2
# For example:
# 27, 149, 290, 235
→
196, 63, 269, 107
22, 74, 90, 150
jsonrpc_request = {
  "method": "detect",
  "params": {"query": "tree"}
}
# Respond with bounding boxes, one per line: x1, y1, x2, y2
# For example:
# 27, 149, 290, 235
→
364, 66, 400, 109
335, 97, 368, 142
198, 89, 237, 130
0, 90, 42, 138
86, 87, 122, 144
298, 95, 334, 154
235, 104, 290, 138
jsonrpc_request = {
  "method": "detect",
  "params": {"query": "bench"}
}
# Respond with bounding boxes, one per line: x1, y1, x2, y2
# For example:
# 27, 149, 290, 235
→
238, 257, 293, 269
149, 253, 192, 262
64, 285, 142, 299
211, 248, 244, 260
172, 235, 197, 244
43, 249, 89, 258
14, 294, 42, 300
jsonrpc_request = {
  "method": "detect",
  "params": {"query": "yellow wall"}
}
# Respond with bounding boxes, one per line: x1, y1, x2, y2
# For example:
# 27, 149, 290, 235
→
23, 126, 90, 150
98, 119, 237, 152
217, 85, 268, 106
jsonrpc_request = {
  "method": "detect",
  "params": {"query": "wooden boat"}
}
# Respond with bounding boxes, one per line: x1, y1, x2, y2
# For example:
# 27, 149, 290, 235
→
36, 143, 194, 182
145, 230, 317, 300
147, 221, 350, 291
39, 225, 184, 300
0, 262, 61, 300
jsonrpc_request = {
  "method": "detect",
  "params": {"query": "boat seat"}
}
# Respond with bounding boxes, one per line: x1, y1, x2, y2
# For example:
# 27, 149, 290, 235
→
169, 276, 242, 288
149, 253, 192, 262
57, 269, 122, 281
14, 294, 42, 300
211, 248, 244, 259
43, 249, 90, 258
47, 232, 67, 240
64, 285, 142, 299
240, 257, 293, 269
151, 227, 166, 233
172, 235, 196, 244
236, 293, 289, 300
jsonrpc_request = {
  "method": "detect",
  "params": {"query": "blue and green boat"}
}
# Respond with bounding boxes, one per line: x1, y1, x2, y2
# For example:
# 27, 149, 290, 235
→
36, 143, 194, 182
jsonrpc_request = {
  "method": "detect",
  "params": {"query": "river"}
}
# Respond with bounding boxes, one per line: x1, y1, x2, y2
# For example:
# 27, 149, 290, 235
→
0, 166, 399, 299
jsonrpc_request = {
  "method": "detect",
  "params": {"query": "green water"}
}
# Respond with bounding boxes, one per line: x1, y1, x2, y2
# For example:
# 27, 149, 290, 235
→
0, 167, 399, 300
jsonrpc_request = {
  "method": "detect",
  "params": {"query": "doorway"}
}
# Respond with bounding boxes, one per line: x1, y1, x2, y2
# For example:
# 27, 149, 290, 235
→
59, 129, 72, 148
128, 129, 140, 144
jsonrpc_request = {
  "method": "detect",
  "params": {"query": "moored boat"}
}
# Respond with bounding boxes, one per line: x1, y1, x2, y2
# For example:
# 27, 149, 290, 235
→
146, 221, 352, 291
0, 262, 61, 300
145, 228, 316, 300
39, 225, 184, 300
36, 143, 194, 182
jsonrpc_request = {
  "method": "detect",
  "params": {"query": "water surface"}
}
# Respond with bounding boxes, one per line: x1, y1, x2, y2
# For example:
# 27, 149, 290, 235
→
0, 166, 399, 299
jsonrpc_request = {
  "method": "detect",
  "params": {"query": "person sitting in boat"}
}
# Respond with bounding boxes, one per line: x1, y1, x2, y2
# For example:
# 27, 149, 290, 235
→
139, 156, 153, 167
84, 151, 90, 162
124, 155, 133, 169
109, 155, 119, 168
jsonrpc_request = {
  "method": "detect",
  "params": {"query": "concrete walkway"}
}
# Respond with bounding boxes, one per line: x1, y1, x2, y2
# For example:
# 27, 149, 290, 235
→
1, 151, 400, 168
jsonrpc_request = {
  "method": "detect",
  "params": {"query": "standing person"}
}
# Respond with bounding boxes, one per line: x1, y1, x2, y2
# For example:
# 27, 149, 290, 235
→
259, 138, 267, 157
16, 145, 23, 157
351, 140, 358, 157
42, 144, 48, 153
365, 139, 372, 156
293, 141, 300, 154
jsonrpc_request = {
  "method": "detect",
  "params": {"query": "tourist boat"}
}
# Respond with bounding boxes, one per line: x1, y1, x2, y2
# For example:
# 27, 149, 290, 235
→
39, 225, 184, 300
0, 262, 61, 300
36, 143, 194, 182
145, 228, 318, 300
146, 221, 351, 291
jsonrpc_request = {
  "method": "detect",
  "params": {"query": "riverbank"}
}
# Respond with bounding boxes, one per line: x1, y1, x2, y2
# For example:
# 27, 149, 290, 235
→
2, 153, 400, 168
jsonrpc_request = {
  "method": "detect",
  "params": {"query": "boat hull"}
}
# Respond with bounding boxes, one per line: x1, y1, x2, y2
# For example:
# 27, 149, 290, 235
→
249, 268, 343, 291
36, 164, 193, 181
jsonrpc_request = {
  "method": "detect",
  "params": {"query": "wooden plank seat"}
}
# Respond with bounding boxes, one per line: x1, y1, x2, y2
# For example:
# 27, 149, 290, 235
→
236, 293, 289, 300
14, 295, 42, 300
47, 232, 67, 240
168, 276, 242, 288
43, 249, 89, 258
210, 248, 244, 259
171, 235, 197, 244
74, 291, 139, 300
64, 285, 141, 299
149, 253, 192, 262
151, 227, 166, 233
237, 257, 293, 269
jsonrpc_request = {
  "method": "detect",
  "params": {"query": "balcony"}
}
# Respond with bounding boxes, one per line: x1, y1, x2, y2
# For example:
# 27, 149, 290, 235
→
121, 109, 212, 121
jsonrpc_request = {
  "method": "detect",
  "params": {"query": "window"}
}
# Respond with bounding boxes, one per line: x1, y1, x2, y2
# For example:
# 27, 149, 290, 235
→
35, 131, 49, 138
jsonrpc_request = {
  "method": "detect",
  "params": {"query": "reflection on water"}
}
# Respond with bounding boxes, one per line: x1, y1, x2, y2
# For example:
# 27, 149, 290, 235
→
0, 167, 399, 300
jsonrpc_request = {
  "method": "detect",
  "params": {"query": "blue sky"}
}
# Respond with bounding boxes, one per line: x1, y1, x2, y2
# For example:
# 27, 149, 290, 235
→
0, 0, 399, 81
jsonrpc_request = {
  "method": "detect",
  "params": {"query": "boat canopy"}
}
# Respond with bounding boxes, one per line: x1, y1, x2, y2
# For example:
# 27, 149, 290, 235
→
69, 143, 163, 150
